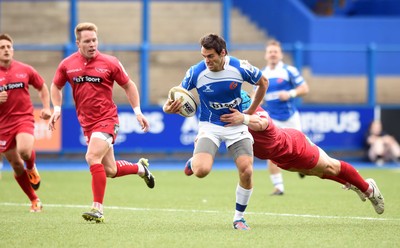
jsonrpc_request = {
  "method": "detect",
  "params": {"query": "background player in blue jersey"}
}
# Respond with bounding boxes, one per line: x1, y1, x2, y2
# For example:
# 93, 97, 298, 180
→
163, 33, 268, 230
257, 39, 310, 196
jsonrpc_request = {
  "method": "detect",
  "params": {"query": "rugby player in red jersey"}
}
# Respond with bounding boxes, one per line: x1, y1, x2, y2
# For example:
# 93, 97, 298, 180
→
220, 91, 384, 214
0, 33, 51, 212
48, 22, 155, 223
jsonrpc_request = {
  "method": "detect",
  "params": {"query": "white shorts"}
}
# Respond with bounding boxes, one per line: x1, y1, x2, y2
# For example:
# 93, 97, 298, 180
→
91, 132, 114, 148
273, 111, 302, 130
197, 121, 254, 148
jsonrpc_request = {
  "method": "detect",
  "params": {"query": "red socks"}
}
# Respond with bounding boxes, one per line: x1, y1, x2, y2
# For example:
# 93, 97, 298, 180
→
25, 150, 36, 170
113, 160, 139, 178
90, 164, 107, 204
14, 171, 37, 201
322, 161, 369, 192
337, 161, 369, 192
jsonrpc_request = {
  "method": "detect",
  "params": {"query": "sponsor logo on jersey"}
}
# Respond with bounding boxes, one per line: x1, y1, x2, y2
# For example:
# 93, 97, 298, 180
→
73, 75, 103, 84
209, 97, 241, 110
0, 82, 24, 91
203, 85, 214, 93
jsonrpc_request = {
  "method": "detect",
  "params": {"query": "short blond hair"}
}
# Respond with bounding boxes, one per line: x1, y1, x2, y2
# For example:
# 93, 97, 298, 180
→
0, 33, 13, 44
75, 22, 98, 40
266, 39, 281, 48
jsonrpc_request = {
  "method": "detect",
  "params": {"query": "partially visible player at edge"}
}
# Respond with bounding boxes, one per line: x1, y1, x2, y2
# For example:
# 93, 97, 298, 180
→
0, 33, 51, 212
220, 91, 384, 215
48, 22, 155, 223
163, 33, 269, 230
257, 39, 310, 196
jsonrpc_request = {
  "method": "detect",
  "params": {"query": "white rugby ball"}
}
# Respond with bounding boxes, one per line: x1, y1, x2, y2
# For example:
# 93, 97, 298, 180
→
168, 86, 198, 117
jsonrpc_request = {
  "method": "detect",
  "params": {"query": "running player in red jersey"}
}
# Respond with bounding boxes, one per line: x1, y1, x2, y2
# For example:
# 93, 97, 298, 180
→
0, 33, 51, 212
220, 91, 384, 215
48, 22, 155, 223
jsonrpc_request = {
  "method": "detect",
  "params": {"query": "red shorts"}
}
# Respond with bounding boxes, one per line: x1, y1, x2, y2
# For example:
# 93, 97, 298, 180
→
274, 129, 320, 171
0, 122, 34, 152
83, 121, 119, 145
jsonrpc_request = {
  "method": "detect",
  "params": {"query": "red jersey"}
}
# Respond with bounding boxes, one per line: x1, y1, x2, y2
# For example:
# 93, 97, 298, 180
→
250, 106, 319, 170
0, 60, 44, 132
53, 51, 130, 131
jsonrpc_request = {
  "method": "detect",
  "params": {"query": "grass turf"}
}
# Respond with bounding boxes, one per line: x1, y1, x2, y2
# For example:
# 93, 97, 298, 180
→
0, 167, 399, 247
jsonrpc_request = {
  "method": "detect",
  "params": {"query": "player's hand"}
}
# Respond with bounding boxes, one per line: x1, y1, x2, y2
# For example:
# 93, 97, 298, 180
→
220, 108, 244, 127
48, 111, 61, 131
0, 91, 8, 104
162, 98, 182, 114
136, 114, 150, 132
279, 90, 291, 101
40, 108, 52, 120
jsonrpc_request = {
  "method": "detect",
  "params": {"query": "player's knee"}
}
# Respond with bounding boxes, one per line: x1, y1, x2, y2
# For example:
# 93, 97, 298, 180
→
17, 149, 31, 161
192, 160, 212, 178
85, 152, 100, 165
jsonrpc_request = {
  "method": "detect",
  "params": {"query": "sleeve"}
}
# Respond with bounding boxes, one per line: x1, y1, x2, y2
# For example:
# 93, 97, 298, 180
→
181, 66, 196, 91
112, 58, 130, 86
287, 65, 305, 87
28, 66, 45, 90
53, 63, 68, 87
239, 59, 263, 85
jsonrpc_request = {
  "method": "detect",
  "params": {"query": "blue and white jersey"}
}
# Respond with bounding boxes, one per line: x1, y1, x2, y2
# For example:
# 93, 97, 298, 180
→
261, 61, 305, 121
181, 56, 262, 126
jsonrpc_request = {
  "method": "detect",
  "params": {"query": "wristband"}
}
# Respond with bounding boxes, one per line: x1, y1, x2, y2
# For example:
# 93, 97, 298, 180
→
243, 114, 250, 125
134, 107, 143, 115
289, 89, 297, 98
54, 106, 61, 113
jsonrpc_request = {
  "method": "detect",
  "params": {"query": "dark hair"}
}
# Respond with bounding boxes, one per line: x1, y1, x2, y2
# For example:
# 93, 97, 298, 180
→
200, 33, 228, 55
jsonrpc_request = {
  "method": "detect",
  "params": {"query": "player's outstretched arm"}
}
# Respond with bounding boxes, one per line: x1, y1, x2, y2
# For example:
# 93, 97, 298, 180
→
221, 108, 268, 131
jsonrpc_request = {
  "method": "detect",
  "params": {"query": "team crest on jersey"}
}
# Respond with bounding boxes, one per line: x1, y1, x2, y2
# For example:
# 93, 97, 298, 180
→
229, 82, 238, 90
95, 67, 109, 73
15, 73, 27, 79
209, 97, 241, 110
277, 78, 284, 83
239, 59, 254, 73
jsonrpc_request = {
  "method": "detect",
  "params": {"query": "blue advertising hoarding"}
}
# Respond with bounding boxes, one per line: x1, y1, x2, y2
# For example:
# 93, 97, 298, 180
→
299, 106, 374, 151
60, 106, 374, 153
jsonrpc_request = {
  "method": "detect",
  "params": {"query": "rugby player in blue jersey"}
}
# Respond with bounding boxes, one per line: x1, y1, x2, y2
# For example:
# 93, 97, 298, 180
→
257, 39, 310, 196
163, 33, 268, 230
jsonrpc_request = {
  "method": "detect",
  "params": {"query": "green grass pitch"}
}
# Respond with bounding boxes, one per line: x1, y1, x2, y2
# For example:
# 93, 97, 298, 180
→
1, 167, 399, 247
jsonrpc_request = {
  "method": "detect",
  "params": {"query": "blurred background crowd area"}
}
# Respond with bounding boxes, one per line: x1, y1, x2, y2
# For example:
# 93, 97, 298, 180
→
2, 0, 400, 106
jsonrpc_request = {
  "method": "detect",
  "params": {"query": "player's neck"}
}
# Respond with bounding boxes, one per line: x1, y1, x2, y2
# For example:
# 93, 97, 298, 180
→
0, 59, 11, 68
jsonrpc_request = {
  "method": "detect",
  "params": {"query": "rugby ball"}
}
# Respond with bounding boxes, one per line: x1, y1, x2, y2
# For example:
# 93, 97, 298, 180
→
168, 86, 198, 117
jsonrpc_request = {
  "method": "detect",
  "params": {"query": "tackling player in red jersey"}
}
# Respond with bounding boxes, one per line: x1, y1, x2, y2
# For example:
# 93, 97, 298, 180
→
0, 33, 51, 212
220, 91, 384, 215
48, 22, 155, 223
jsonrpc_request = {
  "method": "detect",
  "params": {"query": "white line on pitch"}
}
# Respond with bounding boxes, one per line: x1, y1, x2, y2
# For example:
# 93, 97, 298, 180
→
0, 202, 397, 222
